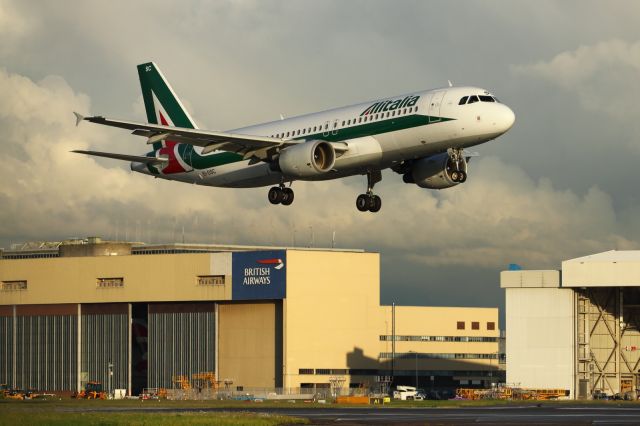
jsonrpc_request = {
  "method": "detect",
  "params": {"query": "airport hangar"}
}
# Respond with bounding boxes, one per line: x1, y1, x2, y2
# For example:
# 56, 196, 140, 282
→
0, 238, 499, 396
503, 251, 640, 399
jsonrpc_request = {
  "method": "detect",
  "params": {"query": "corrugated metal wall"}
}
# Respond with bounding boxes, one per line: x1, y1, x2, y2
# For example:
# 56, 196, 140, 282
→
0, 313, 13, 386
148, 303, 215, 389
81, 304, 129, 391
15, 314, 77, 391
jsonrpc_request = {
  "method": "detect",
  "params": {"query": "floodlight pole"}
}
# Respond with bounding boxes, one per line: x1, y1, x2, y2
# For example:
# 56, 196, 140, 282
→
391, 302, 396, 386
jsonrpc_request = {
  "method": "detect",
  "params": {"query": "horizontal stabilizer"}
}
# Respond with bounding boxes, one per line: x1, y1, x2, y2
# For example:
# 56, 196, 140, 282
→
71, 150, 168, 164
73, 112, 85, 127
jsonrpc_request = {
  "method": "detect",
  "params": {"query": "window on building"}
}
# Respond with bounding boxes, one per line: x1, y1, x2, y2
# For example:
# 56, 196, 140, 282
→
298, 368, 314, 375
487, 322, 495, 330
197, 275, 225, 286
315, 369, 330, 375
97, 277, 124, 288
457, 321, 465, 330
1, 280, 27, 290
471, 322, 480, 330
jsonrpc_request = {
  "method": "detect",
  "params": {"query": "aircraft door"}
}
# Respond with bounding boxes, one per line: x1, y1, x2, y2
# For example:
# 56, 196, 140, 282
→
428, 91, 445, 122
331, 119, 339, 136
323, 120, 330, 137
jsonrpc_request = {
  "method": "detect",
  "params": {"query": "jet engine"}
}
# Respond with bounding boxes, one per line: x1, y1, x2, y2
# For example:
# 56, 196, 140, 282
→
278, 140, 336, 178
403, 152, 468, 189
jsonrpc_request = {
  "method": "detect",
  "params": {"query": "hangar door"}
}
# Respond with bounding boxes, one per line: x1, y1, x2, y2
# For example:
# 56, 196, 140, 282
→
218, 301, 283, 389
147, 303, 215, 389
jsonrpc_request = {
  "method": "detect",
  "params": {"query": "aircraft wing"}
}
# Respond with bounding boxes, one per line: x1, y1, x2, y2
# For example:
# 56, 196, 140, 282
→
76, 114, 291, 159
72, 149, 169, 165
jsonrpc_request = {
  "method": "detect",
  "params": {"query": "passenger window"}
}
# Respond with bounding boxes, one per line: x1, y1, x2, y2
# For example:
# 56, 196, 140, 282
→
325, 124, 328, 130
415, 106, 419, 112
286, 132, 290, 137
468, 95, 479, 104
334, 122, 337, 128
479, 95, 495, 102
459, 96, 468, 105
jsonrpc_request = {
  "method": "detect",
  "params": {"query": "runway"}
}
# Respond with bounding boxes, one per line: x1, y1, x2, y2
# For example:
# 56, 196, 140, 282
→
82, 404, 640, 425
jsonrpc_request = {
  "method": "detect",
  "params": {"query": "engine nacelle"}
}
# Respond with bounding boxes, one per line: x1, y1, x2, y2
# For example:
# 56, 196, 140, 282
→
407, 152, 468, 189
278, 140, 336, 178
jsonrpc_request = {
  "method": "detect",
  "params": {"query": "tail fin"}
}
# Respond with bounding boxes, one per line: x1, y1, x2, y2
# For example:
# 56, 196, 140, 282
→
137, 62, 198, 150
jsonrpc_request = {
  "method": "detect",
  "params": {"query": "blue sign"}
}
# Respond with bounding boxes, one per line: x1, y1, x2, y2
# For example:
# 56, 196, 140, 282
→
232, 250, 286, 300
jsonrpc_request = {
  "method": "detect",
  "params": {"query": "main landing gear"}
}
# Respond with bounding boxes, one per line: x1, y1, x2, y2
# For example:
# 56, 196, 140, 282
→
268, 184, 294, 206
447, 148, 467, 183
356, 170, 382, 213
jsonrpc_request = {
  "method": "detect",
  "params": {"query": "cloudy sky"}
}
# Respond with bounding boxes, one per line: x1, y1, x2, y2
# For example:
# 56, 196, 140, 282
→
1, 0, 639, 323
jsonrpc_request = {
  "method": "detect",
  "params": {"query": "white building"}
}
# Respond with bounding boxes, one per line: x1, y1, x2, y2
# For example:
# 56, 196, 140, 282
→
502, 251, 640, 399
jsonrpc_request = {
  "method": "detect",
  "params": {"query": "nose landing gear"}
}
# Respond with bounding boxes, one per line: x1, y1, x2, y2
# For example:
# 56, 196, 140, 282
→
356, 170, 382, 213
447, 148, 468, 183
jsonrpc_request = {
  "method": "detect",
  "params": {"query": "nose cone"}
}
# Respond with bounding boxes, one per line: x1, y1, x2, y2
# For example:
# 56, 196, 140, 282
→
498, 104, 515, 133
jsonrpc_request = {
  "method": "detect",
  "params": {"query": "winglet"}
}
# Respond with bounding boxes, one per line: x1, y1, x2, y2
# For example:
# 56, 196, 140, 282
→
73, 112, 85, 127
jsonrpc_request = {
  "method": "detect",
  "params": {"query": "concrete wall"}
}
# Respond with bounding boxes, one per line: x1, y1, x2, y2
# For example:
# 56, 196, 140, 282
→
283, 251, 382, 388
0, 253, 232, 304
505, 287, 575, 395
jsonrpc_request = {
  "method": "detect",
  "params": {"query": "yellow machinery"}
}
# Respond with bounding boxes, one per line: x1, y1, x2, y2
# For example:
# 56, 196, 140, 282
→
172, 375, 191, 390
72, 381, 107, 399
512, 388, 569, 400
457, 387, 569, 401
191, 372, 218, 390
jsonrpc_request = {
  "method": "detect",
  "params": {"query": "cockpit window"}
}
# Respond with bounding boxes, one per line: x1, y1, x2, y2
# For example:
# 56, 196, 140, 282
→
458, 96, 468, 105
467, 95, 479, 104
479, 95, 495, 102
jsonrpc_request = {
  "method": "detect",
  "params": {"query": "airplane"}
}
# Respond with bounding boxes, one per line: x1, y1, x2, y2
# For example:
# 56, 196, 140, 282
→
73, 62, 515, 212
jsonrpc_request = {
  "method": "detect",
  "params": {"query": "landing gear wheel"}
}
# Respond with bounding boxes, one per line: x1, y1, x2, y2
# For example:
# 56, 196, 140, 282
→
281, 188, 294, 206
356, 194, 369, 212
370, 195, 382, 213
268, 187, 283, 204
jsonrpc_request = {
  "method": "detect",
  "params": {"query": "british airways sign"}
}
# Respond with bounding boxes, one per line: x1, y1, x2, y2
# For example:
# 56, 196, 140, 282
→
232, 251, 286, 300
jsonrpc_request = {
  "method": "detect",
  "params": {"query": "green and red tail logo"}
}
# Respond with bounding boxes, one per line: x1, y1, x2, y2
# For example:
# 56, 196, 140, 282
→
137, 62, 197, 174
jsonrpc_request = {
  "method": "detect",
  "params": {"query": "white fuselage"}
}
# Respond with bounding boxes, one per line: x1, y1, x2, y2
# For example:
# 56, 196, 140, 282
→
131, 86, 515, 188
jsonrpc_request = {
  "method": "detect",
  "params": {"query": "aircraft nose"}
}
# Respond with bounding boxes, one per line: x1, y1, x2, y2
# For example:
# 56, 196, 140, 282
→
498, 104, 515, 132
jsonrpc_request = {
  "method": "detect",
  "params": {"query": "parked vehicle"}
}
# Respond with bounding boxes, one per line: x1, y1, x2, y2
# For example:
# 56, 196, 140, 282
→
392, 386, 423, 400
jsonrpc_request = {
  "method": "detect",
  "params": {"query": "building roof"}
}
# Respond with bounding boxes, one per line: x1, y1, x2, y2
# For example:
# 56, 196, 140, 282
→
561, 250, 640, 288
564, 250, 640, 263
